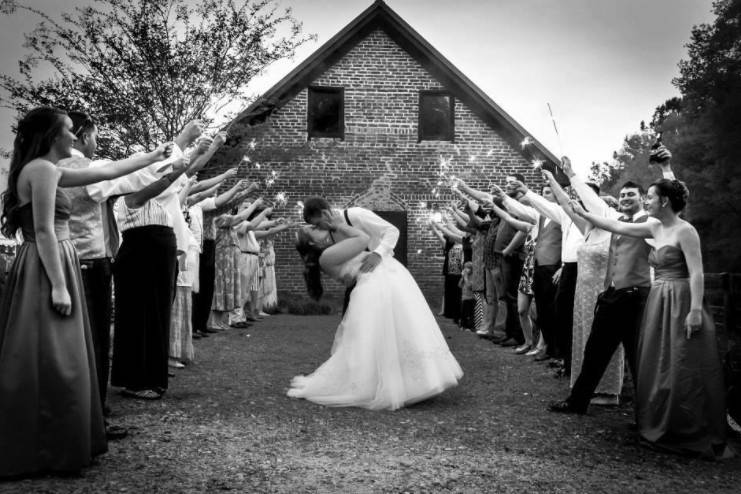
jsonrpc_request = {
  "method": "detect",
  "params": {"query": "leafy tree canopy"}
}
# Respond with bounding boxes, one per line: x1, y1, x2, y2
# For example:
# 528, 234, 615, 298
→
0, 0, 315, 158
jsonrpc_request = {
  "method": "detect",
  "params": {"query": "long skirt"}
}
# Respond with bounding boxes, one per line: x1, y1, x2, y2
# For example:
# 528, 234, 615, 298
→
637, 277, 728, 457
239, 253, 260, 305
260, 265, 278, 311
170, 286, 194, 362
0, 239, 107, 476
212, 244, 241, 311
111, 226, 176, 392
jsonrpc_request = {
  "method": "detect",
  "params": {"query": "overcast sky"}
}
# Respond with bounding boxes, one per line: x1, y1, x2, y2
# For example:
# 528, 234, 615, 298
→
0, 0, 717, 174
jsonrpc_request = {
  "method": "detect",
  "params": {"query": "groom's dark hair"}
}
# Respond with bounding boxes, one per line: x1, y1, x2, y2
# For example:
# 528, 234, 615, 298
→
303, 196, 330, 223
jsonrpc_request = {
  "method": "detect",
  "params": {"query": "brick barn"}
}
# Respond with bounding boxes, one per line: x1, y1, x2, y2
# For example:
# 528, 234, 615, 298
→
210, 0, 559, 304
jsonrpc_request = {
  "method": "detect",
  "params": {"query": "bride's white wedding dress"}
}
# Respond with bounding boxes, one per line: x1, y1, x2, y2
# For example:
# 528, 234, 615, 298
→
287, 253, 463, 410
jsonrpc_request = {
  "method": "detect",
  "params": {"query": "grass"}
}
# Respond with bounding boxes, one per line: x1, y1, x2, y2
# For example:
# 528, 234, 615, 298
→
2, 313, 739, 493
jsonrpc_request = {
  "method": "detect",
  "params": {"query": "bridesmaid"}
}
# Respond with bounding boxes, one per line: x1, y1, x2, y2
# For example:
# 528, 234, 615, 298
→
0, 107, 172, 477
571, 179, 732, 459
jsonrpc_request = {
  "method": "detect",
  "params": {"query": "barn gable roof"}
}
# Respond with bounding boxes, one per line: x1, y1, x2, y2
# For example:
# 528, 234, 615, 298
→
232, 0, 559, 166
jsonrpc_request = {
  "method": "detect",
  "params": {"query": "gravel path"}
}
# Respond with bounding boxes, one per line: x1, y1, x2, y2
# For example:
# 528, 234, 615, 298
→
2, 314, 739, 493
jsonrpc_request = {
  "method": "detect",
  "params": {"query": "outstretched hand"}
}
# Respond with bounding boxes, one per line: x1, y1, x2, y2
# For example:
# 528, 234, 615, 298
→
490, 184, 505, 200
560, 156, 575, 178
568, 199, 587, 218
152, 142, 174, 162
510, 179, 529, 196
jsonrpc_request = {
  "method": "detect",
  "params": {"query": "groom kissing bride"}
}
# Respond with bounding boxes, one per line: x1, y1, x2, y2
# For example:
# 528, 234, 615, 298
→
287, 197, 463, 411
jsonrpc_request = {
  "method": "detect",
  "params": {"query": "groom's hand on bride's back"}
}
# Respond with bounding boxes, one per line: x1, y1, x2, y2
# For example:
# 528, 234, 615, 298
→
360, 252, 382, 273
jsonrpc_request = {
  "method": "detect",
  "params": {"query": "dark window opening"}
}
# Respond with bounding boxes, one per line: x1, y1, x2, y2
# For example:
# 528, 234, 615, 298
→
419, 91, 454, 141
308, 86, 344, 139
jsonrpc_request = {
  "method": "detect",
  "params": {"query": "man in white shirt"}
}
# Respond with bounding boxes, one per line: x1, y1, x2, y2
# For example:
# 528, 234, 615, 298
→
302, 196, 399, 313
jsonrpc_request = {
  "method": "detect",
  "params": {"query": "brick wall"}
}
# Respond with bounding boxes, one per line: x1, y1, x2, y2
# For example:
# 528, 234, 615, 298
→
208, 29, 540, 304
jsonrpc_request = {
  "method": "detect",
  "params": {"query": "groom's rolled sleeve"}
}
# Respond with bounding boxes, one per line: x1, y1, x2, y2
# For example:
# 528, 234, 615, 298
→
348, 207, 399, 258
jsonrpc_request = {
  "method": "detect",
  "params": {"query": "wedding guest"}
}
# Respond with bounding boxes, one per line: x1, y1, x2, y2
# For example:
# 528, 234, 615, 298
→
459, 261, 476, 331
506, 177, 584, 376
482, 176, 527, 346
541, 165, 624, 404
481, 203, 503, 338
570, 180, 732, 459
486, 199, 538, 355
457, 178, 530, 347
550, 146, 676, 415
0, 107, 171, 477
111, 153, 191, 400
235, 205, 272, 324
192, 181, 257, 337
450, 201, 488, 332
254, 217, 293, 314
431, 221, 463, 322
209, 198, 264, 330
168, 177, 201, 368
61, 110, 181, 436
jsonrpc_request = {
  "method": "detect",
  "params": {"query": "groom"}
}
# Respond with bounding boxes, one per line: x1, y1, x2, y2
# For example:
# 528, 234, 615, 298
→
302, 197, 399, 311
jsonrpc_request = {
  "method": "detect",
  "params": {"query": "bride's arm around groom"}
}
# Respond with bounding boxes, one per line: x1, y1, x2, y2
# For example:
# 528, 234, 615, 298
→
345, 207, 399, 273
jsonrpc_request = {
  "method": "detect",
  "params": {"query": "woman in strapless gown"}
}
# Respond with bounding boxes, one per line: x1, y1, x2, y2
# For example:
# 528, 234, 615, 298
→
572, 178, 732, 459
0, 107, 173, 476
636, 245, 728, 457
288, 219, 463, 411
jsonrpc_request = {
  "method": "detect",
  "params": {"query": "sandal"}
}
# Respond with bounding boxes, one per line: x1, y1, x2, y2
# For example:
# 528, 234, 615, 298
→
121, 388, 162, 400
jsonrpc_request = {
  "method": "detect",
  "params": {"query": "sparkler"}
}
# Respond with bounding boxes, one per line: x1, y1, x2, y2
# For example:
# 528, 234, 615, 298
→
531, 159, 545, 170
520, 136, 534, 150
547, 102, 565, 156
274, 192, 288, 208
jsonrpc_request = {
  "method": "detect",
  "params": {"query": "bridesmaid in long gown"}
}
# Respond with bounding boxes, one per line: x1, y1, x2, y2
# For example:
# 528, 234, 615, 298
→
572, 179, 732, 459
0, 107, 172, 477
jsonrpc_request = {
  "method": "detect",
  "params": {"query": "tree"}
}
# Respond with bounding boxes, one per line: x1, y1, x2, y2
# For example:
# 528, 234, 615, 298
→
590, 1, 741, 272
0, 0, 315, 158
667, 0, 741, 272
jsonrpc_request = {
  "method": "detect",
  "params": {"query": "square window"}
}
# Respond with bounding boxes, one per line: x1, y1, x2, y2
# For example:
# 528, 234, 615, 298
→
419, 91, 454, 141
307, 87, 344, 139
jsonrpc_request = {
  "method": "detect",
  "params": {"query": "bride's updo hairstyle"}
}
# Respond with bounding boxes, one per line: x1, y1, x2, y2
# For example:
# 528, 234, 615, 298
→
650, 179, 690, 213
296, 228, 325, 300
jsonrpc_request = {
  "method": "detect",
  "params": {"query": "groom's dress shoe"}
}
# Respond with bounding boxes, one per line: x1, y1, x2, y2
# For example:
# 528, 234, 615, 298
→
549, 400, 586, 415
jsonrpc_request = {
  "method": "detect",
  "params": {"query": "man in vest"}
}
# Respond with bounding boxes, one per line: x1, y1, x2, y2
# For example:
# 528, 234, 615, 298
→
550, 149, 675, 414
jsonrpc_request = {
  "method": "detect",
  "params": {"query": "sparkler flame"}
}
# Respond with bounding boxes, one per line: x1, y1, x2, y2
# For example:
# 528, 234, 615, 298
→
521, 136, 534, 149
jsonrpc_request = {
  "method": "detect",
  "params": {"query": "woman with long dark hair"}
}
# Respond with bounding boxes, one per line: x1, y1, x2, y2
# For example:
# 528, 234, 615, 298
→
288, 211, 463, 411
571, 179, 732, 459
0, 107, 172, 477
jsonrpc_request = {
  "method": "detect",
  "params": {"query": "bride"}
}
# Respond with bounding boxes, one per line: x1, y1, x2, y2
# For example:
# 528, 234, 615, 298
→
288, 211, 463, 410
